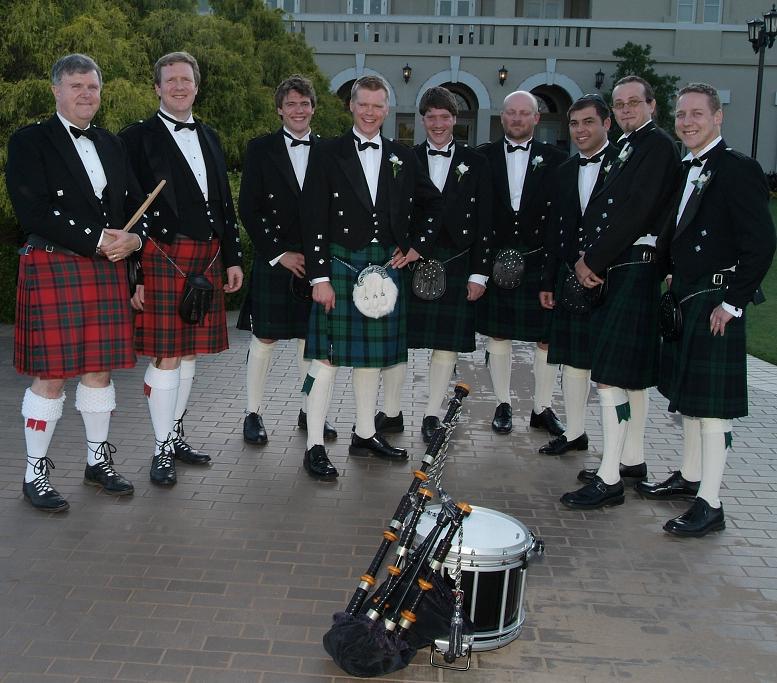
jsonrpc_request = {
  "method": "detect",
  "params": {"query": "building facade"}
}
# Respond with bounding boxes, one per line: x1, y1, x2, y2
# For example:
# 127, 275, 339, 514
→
265, 0, 777, 169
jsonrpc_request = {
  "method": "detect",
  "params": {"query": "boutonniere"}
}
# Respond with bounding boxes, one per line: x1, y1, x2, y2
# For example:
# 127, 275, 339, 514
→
616, 143, 632, 165
455, 162, 469, 182
692, 171, 711, 195
389, 154, 403, 178
603, 162, 613, 175
530, 155, 544, 170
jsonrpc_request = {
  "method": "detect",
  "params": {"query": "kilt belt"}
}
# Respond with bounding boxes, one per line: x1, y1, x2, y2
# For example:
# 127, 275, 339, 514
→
24, 234, 80, 256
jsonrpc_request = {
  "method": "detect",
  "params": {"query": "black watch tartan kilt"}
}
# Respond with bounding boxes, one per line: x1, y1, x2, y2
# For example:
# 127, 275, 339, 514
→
14, 246, 136, 379
134, 236, 228, 358
407, 246, 476, 352
547, 267, 591, 369
658, 276, 747, 419
476, 247, 549, 342
589, 259, 660, 390
305, 242, 407, 368
238, 253, 311, 340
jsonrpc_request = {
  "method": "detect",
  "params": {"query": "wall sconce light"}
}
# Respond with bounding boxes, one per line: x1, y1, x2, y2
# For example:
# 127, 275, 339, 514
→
498, 65, 508, 86
595, 69, 605, 90
402, 63, 412, 83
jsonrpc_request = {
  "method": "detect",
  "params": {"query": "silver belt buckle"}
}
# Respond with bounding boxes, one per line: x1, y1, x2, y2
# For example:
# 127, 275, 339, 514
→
45, 244, 54, 253
712, 273, 723, 285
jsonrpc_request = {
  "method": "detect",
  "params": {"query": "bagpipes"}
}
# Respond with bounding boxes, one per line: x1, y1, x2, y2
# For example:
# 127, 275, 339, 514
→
323, 384, 475, 678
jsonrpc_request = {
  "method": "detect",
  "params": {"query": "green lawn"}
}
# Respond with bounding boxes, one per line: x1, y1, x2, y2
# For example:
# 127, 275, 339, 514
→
745, 199, 777, 364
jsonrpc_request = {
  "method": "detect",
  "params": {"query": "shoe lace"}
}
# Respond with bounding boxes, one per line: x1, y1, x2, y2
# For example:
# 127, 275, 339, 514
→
155, 436, 175, 468
28, 456, 56, 493
88, 440, 118, 473
173, 410, 187, 440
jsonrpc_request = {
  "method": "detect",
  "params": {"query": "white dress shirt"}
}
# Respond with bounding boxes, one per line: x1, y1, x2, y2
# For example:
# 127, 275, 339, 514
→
58, 113, 107, 199
426, 139, 454, 192
578, 141, 608, 215
158, 108, 208, 200
504, 137, 531, 211
353, 127, 381, 205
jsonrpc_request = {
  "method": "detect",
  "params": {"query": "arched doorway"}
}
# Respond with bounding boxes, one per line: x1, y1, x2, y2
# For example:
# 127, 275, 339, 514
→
530, 85, 572, 151
441, 82, 478, 146
336, 80, 355, 111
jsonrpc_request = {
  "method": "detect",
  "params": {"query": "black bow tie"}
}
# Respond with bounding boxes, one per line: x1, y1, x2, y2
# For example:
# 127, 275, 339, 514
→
579, 151, 605, 166
428, 142, 453, 157
284, 130, 312, 147
505, 139, 529, 153
70, 126, 97, 142
158, 110, 197, 131
353, 134, 380, 151
682, 157, 705, 170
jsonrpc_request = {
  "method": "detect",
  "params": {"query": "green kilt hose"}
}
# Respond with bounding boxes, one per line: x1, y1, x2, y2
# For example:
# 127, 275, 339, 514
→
15, 246, 136, 379
476, 247, 549, 341
134, 236, 228, 358
237, 253, 311, 340
658, 275, 747, 419
407, 247, 476, 352
547, 265, 591, 369
306, 242, 407, 368
589, 252, 660, 390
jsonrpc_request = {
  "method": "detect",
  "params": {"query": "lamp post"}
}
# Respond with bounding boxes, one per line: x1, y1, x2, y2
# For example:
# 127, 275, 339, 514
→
498, 65, 508, 86
595, 69, 605, 90
402, 63, 412, 84
746, 5, 777, 158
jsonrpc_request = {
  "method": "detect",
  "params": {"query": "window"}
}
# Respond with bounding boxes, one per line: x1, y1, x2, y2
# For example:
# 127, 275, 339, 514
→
348, 0, 387, 14
703, 0, 721, 23
524, 0, 562, 18
437, 0, 474, 16
266, 0, 298, 11
678, 0, 696, 22
395, 114, 415, 147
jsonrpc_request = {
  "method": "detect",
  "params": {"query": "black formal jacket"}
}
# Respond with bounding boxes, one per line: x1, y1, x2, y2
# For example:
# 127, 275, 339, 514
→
656, 139, 776, 309
301, 133, 443, 281
239, 128, 316, 261
6, 115, 147, 256
414, 142, 493, 276
119, 114, 242, 268
479, 138, 566, 250
581, 120, 681, 274
542, 142, 621, 291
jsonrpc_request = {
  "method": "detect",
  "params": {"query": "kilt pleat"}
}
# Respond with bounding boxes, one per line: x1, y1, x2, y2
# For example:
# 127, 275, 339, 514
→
547, 267, 591, 368
14, 247, 136, 378
407, 247, 476, 352
589, 260, 660, 389
134, 237, 228, 358
658, 278, 747, 418
305, 242, 407, 368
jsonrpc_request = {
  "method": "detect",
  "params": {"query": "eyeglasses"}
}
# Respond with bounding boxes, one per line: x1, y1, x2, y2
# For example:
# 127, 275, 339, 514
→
612, 99, 646, 111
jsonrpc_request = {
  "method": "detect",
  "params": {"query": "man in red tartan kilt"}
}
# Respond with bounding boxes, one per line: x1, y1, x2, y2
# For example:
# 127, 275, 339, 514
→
119, 52, 243, 487
6, 54, 148, 512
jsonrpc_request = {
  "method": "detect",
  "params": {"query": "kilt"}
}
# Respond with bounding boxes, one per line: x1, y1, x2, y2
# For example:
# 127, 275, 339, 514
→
547, 266, 591, 369
407, 247, 476, 352
476, 247, 549, 342
305, 242, 407, 368
134, 236, 228, 358
14, 245, 136, 379
589, 257, 660, 389
658, 275, 747, 418
238, 254, 311, 340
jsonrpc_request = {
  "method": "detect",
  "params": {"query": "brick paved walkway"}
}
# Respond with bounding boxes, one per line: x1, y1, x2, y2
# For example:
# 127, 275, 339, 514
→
0, 316, 776, 682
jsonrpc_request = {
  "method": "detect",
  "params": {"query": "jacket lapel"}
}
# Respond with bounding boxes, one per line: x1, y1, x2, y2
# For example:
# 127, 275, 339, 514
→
270, 129, 302, 196
144, 116, 179, 217
198, 121, 229, 201
674, 140, 724, 240
92, 130, 123, 219
335, 134, 374, 212
518, 142, 543, 213
442, 145, 463, 199
490, 143, 512, 211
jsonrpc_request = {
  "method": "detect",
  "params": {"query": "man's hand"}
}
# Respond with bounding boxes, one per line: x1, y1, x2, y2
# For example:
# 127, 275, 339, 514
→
131, 284, 144, 311
574, 252, 604, 289
279, 251, 305, 278
466, 281, 486, 302
391, 247, 421, 268
710, 304, 734, 336
224, 266, 243, 294
102, 229, 142, 261
313, 281, 336, 313
539, 290, 555, 309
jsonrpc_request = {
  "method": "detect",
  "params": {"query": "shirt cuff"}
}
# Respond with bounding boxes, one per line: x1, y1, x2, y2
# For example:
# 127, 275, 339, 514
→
269, 251, 286, 267
97, 230, 105, 248
468, 274, 488, 287
722, 302, 743, 318
311, 277, 330, 285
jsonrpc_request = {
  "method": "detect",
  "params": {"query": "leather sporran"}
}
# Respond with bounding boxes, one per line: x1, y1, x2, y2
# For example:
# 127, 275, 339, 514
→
492, 248, 525, 289
179, 273, 214, 325
658, 289, 683, 341
290, 274, 313, 303
559, 270, 603, 314
411, 258, 446, 301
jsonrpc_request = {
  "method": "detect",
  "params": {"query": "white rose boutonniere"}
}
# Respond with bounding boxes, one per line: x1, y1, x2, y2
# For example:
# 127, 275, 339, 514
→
530, 155, 544, 170
389, 153, 403, 178
604, 162, 613, 175
691, 171, 711, 195
617, 143, 632, 166
455, 162, 469, 182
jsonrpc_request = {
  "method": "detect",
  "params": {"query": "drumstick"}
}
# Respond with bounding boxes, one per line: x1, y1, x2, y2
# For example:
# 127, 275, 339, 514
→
122, 179, 166, 232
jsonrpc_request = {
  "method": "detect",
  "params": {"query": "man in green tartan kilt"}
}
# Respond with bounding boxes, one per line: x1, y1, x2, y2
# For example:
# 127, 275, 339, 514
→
638, 84, 775, 536
561, 76, 681, 510
299, 76, 443, 480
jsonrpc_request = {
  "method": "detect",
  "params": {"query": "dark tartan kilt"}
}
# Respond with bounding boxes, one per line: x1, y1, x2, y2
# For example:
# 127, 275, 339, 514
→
547, 267, 591, 369
407, 247, 476, 352
476, 248, 549, 342
237, 253, 311, 340
305, 242, 407, 368
589, 260, 660, 389
134, 236, 228, 358
15, 246, 136, 379
658, 277, 747, 418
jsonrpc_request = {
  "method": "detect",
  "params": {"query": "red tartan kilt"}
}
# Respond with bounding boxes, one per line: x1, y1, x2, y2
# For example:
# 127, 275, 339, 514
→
14, 246, 136, 379
134, 236, 228, 358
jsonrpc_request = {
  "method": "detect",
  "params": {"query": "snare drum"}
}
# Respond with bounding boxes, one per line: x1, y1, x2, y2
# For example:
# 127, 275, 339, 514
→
414, 505, 543, 651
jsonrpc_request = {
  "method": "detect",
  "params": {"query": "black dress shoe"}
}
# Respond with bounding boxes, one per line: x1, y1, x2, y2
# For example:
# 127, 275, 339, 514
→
297, 410, 338, 441
421, 415, 442, 444
84, 461, 134, 496
664, 498, 725, 537
530, 407, 564, 436
22, 461, 69, 512
539, 433, 588, 455
172, 439, 211, 465
375, 411, 404, 433
243, 412, 268, 445
350, 432, 408, 460
304, 445, 339, 480
150, 445, 177, 487
635, 470, 700, 500
491, 403, 512, 434
578, 462, 647, 483
560, 477, 625, 509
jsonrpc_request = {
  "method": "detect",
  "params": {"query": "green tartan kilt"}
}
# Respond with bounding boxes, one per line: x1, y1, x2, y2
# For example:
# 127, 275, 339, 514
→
237, 252, 311, 340
658, 277, 747, 418
305, 242, 407, 368
407, 247, 476, 352
547, 267, 591, 369
476, 249, 549, 342
589, 260, 660, 389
